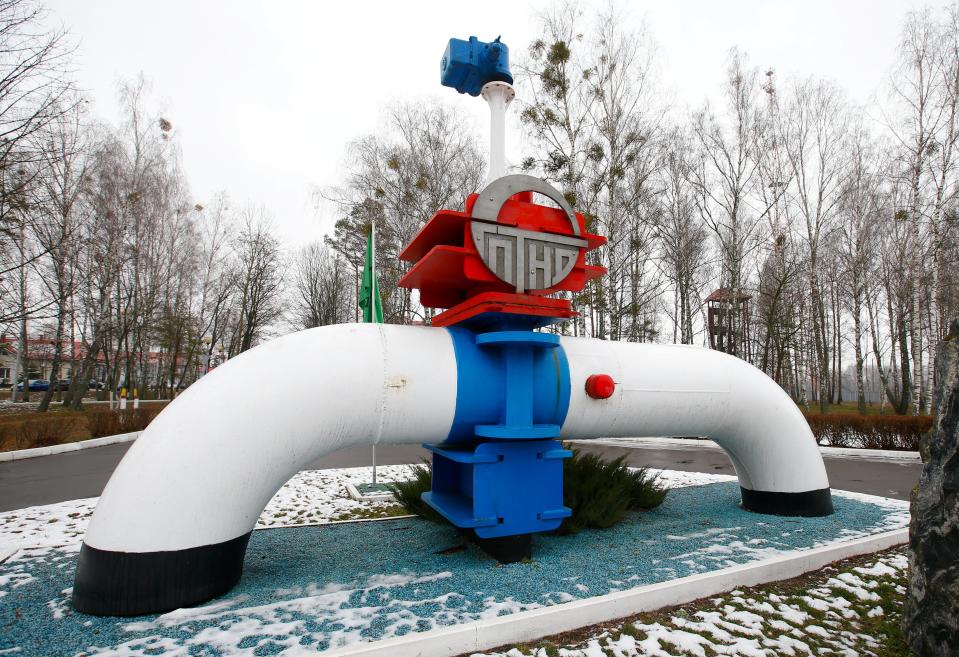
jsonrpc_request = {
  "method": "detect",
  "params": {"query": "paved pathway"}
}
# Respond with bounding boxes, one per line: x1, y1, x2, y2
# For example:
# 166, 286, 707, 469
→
569, 440, 920, 502
0, 438, 921, 512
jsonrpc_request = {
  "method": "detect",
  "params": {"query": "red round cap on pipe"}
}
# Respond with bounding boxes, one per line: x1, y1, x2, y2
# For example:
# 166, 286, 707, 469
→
585, 374, 615, 399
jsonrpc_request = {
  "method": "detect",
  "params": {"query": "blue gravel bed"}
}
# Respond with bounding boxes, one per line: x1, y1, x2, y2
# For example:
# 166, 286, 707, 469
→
0, 482, 905, 657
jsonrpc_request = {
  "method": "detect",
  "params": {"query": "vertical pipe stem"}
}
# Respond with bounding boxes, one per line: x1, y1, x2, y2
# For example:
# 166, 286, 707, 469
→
482, 82, 515, 186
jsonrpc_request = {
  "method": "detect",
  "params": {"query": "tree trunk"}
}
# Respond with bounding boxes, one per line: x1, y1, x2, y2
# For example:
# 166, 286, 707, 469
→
37, 314, 65, 412
903, 318, 959, 655
852, 286, 867, 415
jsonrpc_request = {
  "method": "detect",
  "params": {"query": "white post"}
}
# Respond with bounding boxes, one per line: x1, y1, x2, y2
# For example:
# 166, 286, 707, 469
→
9, 340, 18, 403
481, 81, 515, 186
201, 334, 212, 378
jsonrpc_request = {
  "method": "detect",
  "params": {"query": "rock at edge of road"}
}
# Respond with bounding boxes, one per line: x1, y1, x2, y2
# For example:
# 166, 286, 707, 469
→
904, 318, 959, 654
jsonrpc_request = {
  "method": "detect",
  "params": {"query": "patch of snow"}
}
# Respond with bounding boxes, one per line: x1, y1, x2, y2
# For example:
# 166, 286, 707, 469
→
644, 468, 737, 489
826, 574, 881, 602
664, 527, 742, 541
774, 604, 809, 625
0, 465, 732, 558
854, 561, 899, 578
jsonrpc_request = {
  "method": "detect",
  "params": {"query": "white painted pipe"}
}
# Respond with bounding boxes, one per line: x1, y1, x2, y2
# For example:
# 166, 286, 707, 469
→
481, 81, 514, 186
74, 323, 829, 616
560, 337, 829, 494
84, 324, 457, 554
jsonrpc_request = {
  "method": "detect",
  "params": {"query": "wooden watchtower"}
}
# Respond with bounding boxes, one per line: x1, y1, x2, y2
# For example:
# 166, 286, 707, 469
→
705, 288, 752, 359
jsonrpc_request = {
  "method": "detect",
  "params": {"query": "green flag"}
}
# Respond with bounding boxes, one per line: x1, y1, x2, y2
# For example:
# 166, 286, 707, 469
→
359, 225, 383, 323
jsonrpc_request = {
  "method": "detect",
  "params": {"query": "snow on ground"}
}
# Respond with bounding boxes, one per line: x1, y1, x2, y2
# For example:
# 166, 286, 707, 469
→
827, 489, 910, 534
0, 464, 415, 555
0, 467, 909, 657
0, 466, 730, 556
473, 549, 911, 657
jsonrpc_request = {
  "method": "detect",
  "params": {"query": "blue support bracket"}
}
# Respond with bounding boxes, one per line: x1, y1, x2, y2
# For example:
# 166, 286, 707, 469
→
424, 439, 572, 537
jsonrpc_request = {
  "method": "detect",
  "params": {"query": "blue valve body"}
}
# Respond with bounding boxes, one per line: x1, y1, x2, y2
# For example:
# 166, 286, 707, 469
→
422, 325, 573, 538
440, 36, 513, 96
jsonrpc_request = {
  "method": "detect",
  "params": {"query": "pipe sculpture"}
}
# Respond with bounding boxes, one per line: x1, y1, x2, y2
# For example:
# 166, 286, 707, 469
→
73, 323, 830, 615
73, 34, 831, 616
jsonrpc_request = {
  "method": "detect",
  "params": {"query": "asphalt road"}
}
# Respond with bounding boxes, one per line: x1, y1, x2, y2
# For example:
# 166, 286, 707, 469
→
0, 439, 922, 513
569, 441, 921, 502
0, 442, 432, 512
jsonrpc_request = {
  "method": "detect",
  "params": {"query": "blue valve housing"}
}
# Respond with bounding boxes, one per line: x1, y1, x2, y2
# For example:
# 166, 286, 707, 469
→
423, 326, 573, 539
440, 36, 513, 96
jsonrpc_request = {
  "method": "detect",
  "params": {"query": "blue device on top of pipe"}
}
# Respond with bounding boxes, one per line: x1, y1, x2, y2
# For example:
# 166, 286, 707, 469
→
440, 36, 513, 96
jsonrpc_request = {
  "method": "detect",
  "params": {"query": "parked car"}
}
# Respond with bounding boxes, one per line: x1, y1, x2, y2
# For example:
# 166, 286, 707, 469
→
50, 378, 104, 391
15, 379, 50, 392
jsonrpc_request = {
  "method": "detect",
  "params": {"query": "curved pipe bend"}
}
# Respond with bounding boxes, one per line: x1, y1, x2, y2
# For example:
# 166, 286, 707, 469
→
74, 323, 458, 615
560, 337, 831, 505
73, 324, 830, 616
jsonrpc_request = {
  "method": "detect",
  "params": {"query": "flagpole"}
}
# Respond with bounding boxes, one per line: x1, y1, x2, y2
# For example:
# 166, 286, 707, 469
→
371, 222, 377, 487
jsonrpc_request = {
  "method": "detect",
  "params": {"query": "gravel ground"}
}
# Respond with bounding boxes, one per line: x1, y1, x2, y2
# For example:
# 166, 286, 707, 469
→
0, 477, 908, 657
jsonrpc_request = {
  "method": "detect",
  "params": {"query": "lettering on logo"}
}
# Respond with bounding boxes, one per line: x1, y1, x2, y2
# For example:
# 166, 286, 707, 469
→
471, 220, 587, 293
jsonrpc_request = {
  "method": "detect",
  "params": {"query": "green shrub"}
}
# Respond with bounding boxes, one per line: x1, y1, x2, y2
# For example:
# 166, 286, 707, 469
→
559, 450, 667, 535
386, 461, 447, 523
804, 413, 931, 451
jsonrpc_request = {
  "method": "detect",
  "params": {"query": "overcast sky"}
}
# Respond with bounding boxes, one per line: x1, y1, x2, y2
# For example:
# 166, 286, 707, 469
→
42, 0, 926, 248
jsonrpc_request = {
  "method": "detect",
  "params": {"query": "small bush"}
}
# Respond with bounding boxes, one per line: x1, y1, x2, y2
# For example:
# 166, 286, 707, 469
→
0, 413, 87, 450
804, 413, 931, 451
84, 406, 164, 438
386, 461, 447, 523
0, 404, 166, 452
559, 450, 667, 535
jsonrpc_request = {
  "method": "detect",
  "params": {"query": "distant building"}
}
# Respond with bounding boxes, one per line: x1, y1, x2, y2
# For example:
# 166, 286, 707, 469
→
705, 288, 752, 359
0, 334, 217, 390
0, 334, 107, 385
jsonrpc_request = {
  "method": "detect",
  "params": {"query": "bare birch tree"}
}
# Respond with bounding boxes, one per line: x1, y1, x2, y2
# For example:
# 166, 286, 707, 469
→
688, 50, 765, 360
291, 242, 351, 329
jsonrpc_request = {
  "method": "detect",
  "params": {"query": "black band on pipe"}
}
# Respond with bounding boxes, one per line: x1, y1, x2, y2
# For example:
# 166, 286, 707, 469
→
740, 487, 834, 517
72, 531, 252, 616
